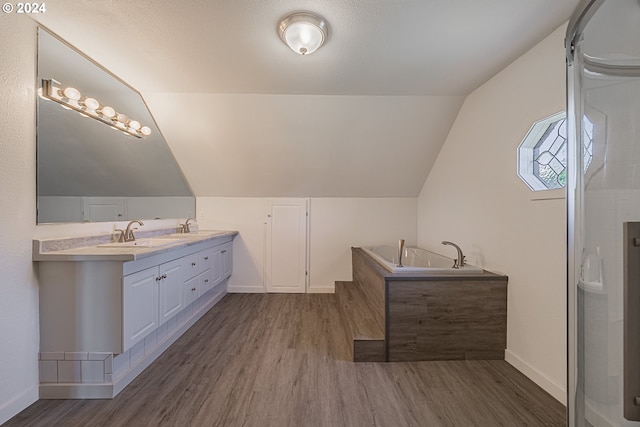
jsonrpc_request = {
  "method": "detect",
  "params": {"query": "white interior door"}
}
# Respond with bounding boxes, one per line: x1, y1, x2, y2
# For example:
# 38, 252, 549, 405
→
265, 199, 308, 293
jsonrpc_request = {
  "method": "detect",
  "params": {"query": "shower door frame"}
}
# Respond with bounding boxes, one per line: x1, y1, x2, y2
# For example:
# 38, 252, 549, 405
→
565, 0, 640, 425
565, 1, 605, 426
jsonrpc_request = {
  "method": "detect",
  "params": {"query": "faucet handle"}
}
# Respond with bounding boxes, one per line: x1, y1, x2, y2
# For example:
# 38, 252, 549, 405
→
115, 228, 125, 243
127, 227, 139, 241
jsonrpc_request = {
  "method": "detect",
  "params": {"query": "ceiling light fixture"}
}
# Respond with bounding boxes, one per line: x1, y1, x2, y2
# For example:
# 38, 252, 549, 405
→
40, 79, 151, 138
278, 11, 329, 55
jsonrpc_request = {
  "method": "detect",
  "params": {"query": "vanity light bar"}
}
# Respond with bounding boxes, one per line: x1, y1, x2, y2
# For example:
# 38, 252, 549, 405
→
40, 79, 152, 139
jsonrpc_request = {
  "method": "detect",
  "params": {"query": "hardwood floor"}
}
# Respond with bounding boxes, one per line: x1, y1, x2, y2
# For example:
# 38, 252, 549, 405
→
6, 294, 566, 426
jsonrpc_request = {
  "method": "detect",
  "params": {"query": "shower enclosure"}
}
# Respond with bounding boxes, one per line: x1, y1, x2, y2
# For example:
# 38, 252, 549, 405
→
567, 1, 640, 425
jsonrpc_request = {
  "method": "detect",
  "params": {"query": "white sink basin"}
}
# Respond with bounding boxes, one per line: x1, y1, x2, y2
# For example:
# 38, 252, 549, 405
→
98, 238, 181, 248
166, 230, 227, 238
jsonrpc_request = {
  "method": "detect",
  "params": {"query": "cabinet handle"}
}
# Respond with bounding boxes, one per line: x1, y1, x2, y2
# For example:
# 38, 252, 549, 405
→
204, 257, 209, 260
162, 274, 167, 279
191, 287, 196, 292
192, 262, 196, 266
205, 279, 209, 283
221, 250, 227, 253
156, 277, 161, 282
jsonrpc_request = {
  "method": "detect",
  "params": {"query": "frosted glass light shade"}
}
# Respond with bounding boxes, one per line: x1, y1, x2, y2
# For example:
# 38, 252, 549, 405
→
63, 87, 81, 100
83, 97, 99, 110
100, 106, 116, 118
279, 12, 328, 55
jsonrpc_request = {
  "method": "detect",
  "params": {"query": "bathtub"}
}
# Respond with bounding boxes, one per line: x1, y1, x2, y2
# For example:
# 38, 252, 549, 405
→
362, 245, 484, 274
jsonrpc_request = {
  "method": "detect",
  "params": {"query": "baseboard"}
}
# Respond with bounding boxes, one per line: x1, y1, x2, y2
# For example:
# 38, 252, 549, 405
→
227, 285, 265, 293
505, 349, 566, 405
307, 286, 335, 294
0, 384, 38, 425
40, 383, 113, 399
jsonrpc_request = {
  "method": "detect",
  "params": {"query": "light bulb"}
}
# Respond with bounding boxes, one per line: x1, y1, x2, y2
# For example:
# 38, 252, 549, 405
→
116, 113, 128, 124
140, 126, 152, 136
63, 87, 81, 100
100, 106, 116, 118
128, 120, 141, 130
83, 97, 99, 110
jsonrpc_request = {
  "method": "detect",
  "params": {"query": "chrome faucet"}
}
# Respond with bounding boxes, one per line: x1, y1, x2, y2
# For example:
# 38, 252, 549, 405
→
181, 217, 196, 233
397, 239, 405, 267
123, 220, 144, 242
442, 241, 466, 268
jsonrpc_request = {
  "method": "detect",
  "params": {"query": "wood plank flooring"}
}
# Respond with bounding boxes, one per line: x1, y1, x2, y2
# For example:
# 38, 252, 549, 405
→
6, 294, 566, 427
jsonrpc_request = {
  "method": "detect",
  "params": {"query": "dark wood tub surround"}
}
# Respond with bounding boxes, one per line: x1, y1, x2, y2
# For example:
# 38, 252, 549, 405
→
347, 247, 508, 362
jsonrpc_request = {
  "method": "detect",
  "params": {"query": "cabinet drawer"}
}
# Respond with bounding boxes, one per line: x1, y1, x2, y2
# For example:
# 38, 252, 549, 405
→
184, 274, 200, 306
184, 248, 213, 280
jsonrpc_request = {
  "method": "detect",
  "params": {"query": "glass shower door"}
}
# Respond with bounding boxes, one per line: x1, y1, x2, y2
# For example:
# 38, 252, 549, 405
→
568, 1, 640, 425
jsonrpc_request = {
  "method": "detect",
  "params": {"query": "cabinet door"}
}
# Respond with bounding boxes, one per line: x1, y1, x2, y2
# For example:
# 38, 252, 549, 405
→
222, 242, 233, 279
158, 258, 184, 325
123, 266, 158, 352
184, 274, 200, 307
211, 246, 223, 286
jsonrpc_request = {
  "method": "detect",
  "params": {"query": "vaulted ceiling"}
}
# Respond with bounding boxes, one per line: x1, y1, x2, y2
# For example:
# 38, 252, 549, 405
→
32, 0, 580, 197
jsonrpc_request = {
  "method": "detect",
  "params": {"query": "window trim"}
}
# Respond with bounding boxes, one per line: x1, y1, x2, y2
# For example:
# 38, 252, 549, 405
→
517, 111, 566, 192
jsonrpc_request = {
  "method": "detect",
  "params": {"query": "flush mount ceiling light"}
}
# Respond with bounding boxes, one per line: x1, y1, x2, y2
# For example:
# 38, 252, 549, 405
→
278, 11, 329, 55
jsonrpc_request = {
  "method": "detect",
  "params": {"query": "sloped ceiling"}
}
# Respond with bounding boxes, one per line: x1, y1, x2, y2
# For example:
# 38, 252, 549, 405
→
32, 0, 580, 197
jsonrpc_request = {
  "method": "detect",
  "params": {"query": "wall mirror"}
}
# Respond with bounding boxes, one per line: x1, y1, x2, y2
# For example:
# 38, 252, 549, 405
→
37, 28, 195, 224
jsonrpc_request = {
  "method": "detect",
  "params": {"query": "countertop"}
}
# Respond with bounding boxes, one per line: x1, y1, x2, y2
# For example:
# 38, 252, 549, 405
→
33, 230, 238, 262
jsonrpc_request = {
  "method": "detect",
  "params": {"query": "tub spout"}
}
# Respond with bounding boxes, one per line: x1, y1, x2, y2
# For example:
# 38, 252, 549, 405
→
441, 241, 466, 268
397, 239, 405, 267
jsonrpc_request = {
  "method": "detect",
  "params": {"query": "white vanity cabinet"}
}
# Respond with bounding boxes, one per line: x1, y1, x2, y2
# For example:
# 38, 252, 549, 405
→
123, 246, 222, 352
124, 257, 186, 353
35, 231, 236, 399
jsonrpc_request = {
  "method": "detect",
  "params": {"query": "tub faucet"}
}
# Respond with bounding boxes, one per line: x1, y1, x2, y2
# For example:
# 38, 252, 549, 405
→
397, 239, 405, 267
442, 241, 466, 268
124, 220, 144, 242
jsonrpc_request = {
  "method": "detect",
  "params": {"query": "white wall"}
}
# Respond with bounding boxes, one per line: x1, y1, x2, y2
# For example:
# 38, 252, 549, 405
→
197, 197, 417, 293
309, 198, 417, 291
145, 93, 463, 198
417, 25, 568, 403
0, 15, 40, 424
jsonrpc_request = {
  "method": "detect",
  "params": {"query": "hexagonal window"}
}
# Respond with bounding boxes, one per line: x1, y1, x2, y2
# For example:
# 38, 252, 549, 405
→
517, 112, 593, 191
